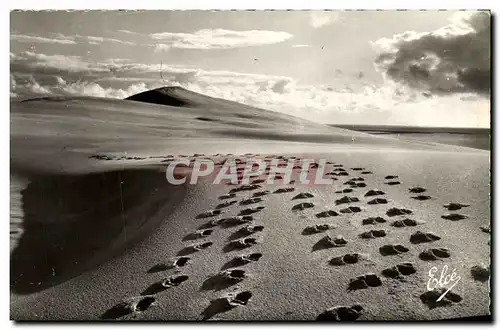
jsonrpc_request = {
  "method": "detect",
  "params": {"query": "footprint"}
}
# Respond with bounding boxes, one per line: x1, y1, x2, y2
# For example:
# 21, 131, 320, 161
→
344, 180, 365, 187
101, 296, 156, 320
229, 184, 262, 194
419, 248, 451, 261
359, 230, 387, 239
361, 171, 373, 174
198, 219, 223, 230
201, 269, 247, 291
365, 189, 386, 197
239, 197, 264, 206
196, 210, 223, 219
411, 195, 432, 201
443, 203, 470, 211
218, 216, 254, 228
335, 188, 354, 194
385, 175, 399, 180
480, 225, 491, 233
201, 291, 252, 320
174, 257, 191, 267
253, 190, 270, 197
292, 192, 315, 200
316, 210, 340, 218
274, 187, 295, 194
340, 206, 362, 214
471, 265, 490, 282
382, 262, 416, 279
221, 253, 263, 270
351, 167, 365, 171
216, 200, 238, 209
177, 242, 213, 256
410, 231, 441, 244
313, 235, 348, 251
367, 198, 389, 205
228, 225, 264, 240
148, 257, 191, 273
302, 224, 335, 235
409, 187, 426, 193
142, 275, 189, 295
348, 273, 382, 291
391, 218, 424, 227
420, 289, 462, 309
316, 305, 364, 321
329, 253, 361, 266
441, 213, 468, 221
219, 193, 237, 200
335, 196, 360, 205
350, 177, 365, 182
292, 202, 315, 211
333, 164, 344, 167
385, 181, 401, 186
224, 237, 258, 252
362, 217, 386, 225
238, 206, 265, 216
183, 229, 214, 241
379, 244, 409, 256
332, 172, 349, 177
252, 179, 266, 184
386, 208, 413, 217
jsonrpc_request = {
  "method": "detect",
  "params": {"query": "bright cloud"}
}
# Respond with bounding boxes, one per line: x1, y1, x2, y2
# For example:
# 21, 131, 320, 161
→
83, 35, 135, 45
117, 29, 140, 35
150, 29, 294, 49
10, 34, 77, 45
11, 33, 136, 46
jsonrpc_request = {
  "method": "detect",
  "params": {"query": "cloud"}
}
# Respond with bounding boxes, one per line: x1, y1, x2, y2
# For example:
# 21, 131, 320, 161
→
11, 74, 150, 99
10, 52, 108, 74
10, 50, 490, 128
83, 35, 135, 45
310, 11, 341, 28
150, 29, 293, 49
117, 29, 140, 35
373, 11, 490, 96
11, 32, 136, 46
10, 34, 77, 45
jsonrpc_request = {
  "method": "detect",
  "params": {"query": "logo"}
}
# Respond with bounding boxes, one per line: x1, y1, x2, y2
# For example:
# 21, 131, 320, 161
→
427, 265, 461, 302
164, 158, 336, 185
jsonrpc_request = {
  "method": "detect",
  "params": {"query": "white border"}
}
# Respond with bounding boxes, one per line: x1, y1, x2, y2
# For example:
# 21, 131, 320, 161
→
3, 1, 497, 330
5, 0, 499, 10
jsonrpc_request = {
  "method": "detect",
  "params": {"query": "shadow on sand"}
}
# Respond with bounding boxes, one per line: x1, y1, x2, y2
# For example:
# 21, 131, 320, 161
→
10, 168, 185, 295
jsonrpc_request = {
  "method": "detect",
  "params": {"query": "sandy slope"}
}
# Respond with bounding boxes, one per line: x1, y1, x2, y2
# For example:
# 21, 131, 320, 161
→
10, 87, 490, 321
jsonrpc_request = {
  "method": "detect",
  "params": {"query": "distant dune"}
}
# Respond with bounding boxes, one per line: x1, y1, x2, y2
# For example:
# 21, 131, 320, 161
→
10, 87, 490, 321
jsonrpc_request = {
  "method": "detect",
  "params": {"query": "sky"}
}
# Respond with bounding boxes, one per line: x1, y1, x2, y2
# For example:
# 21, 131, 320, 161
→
10, 10, 490, 127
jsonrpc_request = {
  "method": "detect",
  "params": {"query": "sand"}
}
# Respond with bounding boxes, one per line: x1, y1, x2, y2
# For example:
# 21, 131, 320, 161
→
10, 87, 490, 321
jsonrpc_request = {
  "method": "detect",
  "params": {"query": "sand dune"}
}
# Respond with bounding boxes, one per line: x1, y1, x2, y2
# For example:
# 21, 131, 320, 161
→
10, 87, 490, 321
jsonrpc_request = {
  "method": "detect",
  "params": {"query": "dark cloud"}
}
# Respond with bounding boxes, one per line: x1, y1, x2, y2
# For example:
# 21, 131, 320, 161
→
374, 11, 490, 96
